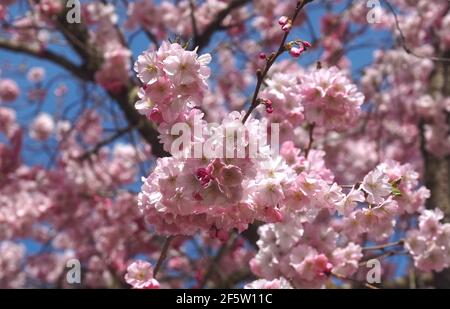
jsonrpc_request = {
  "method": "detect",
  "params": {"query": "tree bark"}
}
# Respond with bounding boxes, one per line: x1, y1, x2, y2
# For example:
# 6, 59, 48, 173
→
424, 52, 450, 288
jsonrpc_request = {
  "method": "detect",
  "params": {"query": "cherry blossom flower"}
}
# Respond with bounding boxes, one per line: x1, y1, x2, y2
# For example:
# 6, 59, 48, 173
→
125, 260, 160, 289
361, 166, 392, 205
331, 243, 363, 277
30, 113, 54, 141
0, 79, 20, 102
405, 209, 450, 272
134, 51, 160, 85
336, 188, 365, 216
27, 67, 46, 83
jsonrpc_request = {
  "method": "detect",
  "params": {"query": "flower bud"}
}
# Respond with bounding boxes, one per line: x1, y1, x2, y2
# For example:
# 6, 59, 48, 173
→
289, 46, 304, 57
278, 16, 289, 26
302, 40, 312, 48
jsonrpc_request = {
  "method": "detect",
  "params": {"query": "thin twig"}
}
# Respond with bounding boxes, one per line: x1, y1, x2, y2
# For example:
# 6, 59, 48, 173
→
362, 239, 404, 251
359, 250, 406, 267
153, 236, 175, 278
331, 272, 379, 289
304, 122, 315, 158
78, 125, 137, 161
383, 0, 450, 63
242, 0, 313, 124
189, 0, 199, 41
199, 233, 237, 288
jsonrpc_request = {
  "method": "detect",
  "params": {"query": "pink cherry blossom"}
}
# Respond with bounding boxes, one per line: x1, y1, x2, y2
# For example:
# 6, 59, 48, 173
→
125, 260, 160, 289
27, 67, 46, 83
299, 66, 364, 130
30, 113, 54, 141
0, 79, 20, 102
289, 46, 304, 57
405, 209, 450, 272
361, 166, 392, 205
331, 243, 363, 277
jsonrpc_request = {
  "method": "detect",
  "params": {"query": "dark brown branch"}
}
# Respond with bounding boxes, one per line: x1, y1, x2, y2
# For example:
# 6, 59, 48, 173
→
106, 86, 169, 157
304, 122, 315, 158
0, 38, 89, 80
189, 0, 199, 41
144, 30, 159, 46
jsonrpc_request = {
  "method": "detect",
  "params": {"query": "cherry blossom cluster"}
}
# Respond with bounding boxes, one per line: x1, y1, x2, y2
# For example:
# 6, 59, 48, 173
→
134, 42, 211, 128
248, 157, 430, 287
138, 111, 278, 236
338, 160, 429, 242
405, 209, 450, 272
0, 241, 26, 288
84, 2, 132, 93
259, 66, 305, 143
299, 66, 365, 131
126, 0, 248, 38
354, 0, 450, 164
1, 107, 157, 288
249, 212, 364, 288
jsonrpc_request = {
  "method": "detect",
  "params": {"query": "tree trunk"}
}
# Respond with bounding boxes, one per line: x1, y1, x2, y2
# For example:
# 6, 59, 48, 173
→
424, 51, 450, 288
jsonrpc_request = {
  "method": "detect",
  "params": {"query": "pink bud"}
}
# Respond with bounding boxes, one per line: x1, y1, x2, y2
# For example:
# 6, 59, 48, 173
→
196, 168, 212, 187
148, 108, 163, 124
315, 255, 333, 277
259, 52, 267, 60
289, 46, 304, 58
264, 207, 283, 222
302, 40, 312, 48
281, 22, 292, 32
266, 106, 274, 114
278, 16, 289, 26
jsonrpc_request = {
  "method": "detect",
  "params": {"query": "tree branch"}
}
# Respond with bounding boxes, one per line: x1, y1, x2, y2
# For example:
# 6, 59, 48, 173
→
199, 233, 237, 288
153, 236, 175, 279
0, 38, 89, 80
78, 125, 137, 161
